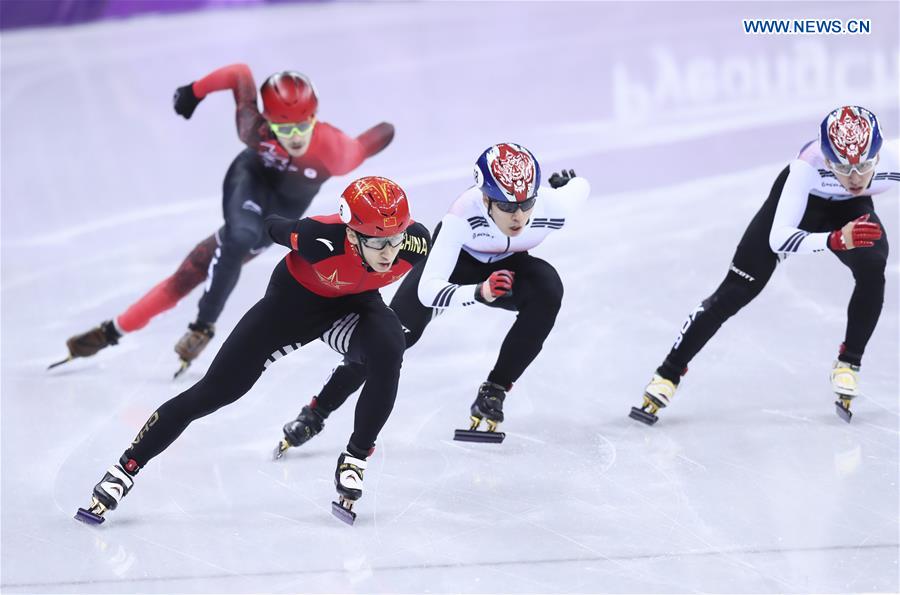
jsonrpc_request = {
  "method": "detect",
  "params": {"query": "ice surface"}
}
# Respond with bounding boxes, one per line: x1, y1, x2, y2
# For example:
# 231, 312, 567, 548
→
2, 2, 898, 593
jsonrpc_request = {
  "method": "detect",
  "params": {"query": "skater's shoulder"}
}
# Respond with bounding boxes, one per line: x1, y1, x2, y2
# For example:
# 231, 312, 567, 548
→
303, 213, 343, 227
873, 144, 899, 176
308, 121, 347, 150
795, 140, 829, 176
447, 187, 487, 218
405, 220, 431, 243
398, 221, 431, 262
289, 215, 349, 260
444, 188, 491, 234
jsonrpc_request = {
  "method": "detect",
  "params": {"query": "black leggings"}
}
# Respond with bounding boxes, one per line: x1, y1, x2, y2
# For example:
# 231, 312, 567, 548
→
125, 260, 405, 466
658, 166, 889, 381
316, 248, 564, 413
197, 150, 317, 325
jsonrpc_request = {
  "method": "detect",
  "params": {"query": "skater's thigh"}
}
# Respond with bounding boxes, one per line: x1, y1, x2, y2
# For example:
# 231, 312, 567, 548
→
204, 292, 311, 393
505, 254, 563, 303
728, 210, 780, 291
353, 294, 406, 365
222, 151, 270, 228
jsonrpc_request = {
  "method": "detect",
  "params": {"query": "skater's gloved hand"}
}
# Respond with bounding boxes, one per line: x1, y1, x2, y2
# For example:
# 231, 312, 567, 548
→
829, 214, 882, 251
477, 270, 514, 303
548, 169, 576, 189
173, 83, 203, 119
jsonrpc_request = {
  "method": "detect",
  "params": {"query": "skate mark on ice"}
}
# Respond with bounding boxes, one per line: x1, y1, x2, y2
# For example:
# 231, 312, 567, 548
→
257, 469, 328, 514
856, 394, 900, 419
856, 421, 899, 436
618, 451, 791, 588
762, 409, 815, 423
384, 448, 452, 525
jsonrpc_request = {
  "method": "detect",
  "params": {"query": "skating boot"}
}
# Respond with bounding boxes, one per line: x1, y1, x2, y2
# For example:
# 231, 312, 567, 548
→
331, 451, 368, 525
173, 321, 214, 378
75, 456, 140, 525
274, 399, 327, 459
832, 360, 860, 423
49, 320, 122, 369
454, 381, 506, 443
630, 374, 677, 426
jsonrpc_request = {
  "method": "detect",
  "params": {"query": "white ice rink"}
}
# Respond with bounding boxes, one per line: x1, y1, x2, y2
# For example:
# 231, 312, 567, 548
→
2, 2, 898, 593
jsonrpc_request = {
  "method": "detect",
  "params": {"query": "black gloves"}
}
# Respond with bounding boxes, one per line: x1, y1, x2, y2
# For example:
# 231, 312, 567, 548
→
173, 83, 202, 119
548, 169, 576, 189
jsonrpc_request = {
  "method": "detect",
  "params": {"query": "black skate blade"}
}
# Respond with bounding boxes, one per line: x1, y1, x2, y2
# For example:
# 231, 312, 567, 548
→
47, 355, 73, 370
74, 507, 105, 525
834, 400, 852, 423
629, 407, 659, 426
173, 359, 190, 380
331, 501, 356, 525
453, 429, 505, 443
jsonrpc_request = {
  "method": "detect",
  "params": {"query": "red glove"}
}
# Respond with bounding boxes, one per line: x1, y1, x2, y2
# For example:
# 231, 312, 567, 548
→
828, 214, 883, 251
479, 270, 515, 303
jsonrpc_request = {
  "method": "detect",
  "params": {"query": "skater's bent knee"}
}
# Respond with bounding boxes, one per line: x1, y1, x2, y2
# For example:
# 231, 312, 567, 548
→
520, 271, 564, 311
853, 254, 888, 277
364, 327, 404, 365
223, 226, 262, 254
703, 282, 759, 319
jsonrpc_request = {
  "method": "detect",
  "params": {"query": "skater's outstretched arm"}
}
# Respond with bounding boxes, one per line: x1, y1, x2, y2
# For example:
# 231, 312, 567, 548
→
317, 122, 395, 176
538, 174, 590, 219
173, 63, 267, 148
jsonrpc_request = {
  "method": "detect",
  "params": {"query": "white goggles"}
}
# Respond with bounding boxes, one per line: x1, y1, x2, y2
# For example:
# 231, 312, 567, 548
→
827, 158, 877, 176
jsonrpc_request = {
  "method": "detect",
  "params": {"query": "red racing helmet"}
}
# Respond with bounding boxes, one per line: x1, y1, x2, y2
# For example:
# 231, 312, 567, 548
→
260, 71, 318, 123
338, 176, 411, 237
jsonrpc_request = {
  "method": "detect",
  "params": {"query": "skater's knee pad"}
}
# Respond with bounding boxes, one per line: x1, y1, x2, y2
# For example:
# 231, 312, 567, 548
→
520, 267, 564, 312
363, 323, 405, 367
172, 234, 218, 294
851, 252, 888, 282
221, 226, 262, 259
534, 273, 564, 309
703, 278, 760, 321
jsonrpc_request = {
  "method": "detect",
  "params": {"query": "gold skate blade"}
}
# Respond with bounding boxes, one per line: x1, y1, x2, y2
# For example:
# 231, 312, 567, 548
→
641, 395, 662, 414
273, 439, 290, 460
173, 359, 190, 379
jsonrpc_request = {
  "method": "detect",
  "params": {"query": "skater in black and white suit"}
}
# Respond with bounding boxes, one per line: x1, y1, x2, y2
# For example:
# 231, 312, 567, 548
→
631, 105, 897, 425
278, 142, 590, 449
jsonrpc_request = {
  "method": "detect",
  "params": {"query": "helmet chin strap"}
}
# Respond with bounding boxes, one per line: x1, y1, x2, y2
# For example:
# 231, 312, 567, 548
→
351, 241, 376, 272
353, 237, 402, 272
